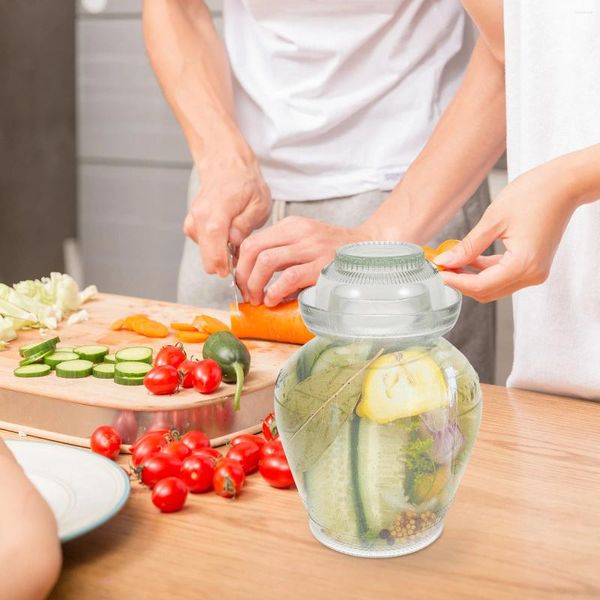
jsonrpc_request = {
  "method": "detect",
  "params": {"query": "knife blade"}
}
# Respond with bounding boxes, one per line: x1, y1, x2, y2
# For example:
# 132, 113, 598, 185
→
227, 242, 241, 314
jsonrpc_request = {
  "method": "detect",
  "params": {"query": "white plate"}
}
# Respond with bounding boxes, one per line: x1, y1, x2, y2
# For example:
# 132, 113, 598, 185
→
6, 439, 130, 542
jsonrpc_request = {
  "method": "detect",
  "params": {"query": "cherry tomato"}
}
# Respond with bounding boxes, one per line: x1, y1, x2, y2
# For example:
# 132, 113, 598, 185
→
259, 454, 294, 489
180, 454, 217, 493
227, 440, 261, 474
131, 432, 168, 467
90, 425, 122, 460
190, 359, 222, 394
213, 459, 245, 498
262, 412, 278, 442
139, 454, 182, 488
180, 430, 211, 453
192, 447, 222, 460
151, 477, 188, 513
161, 440, 191, 461
179, 358, 200, 389
154, 343, 187, 369
260, 438, 285, 460
230, 434, 265, 450
144, 365, 180, 396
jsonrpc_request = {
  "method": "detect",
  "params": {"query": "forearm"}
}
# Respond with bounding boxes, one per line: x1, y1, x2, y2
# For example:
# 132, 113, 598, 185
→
561, 144, 600, 207
365, 38, 506, 243
143, 0, 254, 173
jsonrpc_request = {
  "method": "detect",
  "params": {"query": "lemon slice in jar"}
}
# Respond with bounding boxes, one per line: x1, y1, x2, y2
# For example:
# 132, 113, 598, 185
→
356, 350, 448, 424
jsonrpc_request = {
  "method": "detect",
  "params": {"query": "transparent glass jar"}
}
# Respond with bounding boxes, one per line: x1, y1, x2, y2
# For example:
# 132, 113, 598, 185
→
274, 242, 482, 558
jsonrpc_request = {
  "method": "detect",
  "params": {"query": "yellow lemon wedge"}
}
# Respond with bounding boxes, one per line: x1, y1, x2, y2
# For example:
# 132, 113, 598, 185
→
356, 350, 448, 423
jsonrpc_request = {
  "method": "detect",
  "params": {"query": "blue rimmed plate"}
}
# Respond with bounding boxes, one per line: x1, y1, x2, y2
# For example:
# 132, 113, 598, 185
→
5, 439, 130, 542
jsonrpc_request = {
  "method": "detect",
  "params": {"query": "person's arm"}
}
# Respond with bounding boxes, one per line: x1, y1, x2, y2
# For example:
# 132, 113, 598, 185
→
143, 1, 271, 277
436, 144, 600, 301
235, 37, 506, 305
0, 439, 62, 600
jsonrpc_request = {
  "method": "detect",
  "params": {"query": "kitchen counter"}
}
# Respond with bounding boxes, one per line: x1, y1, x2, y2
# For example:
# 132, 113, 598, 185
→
4, 384, 600, 599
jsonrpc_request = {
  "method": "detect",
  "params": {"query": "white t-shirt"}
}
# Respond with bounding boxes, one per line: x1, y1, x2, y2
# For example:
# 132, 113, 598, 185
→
504, 0, 600, 399
222, 0, 473, 200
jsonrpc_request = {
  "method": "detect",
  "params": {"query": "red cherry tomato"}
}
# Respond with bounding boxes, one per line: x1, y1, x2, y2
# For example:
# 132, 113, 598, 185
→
139, 454, 182, 488
192, 447, 222, 460
151, 477, 188, 513
154, 343, 187, 369
180, 454, 217, 493
230, 434, 265, 450
260, 438, 285, 460
131, 432, 169, 467
180, 430, 211, 453
213, 459, 245, 498
90, 425, 122, 460
144, 365, 180, 396
259, 454, 294, 489
161, 440, 191, 461
179, 358, 200, 389
190, 359, 222, 394
226, 440, 261, 475
262, 412, 278, 442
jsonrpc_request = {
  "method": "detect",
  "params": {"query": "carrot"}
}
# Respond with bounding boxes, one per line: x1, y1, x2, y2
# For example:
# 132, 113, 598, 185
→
110, 318, 125, 331
230, 300, 313, 345
170, 322, 198, 332
175, 330, 209, 343
122, 314, 149, 331
133, 319, 169, 338
192, 314, 231, 334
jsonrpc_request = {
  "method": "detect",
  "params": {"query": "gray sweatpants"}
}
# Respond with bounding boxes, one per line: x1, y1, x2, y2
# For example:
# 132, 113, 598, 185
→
178, 172, 495, 383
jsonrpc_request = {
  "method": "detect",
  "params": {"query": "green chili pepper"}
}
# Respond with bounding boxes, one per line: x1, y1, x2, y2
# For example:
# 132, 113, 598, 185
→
202, 331, 251, 411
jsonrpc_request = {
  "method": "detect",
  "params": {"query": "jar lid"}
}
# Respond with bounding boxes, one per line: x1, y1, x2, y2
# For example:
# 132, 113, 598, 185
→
299, 242, 461, 339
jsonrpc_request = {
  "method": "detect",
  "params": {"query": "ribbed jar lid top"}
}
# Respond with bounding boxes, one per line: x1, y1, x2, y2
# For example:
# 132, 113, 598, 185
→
299, 242, 461, 339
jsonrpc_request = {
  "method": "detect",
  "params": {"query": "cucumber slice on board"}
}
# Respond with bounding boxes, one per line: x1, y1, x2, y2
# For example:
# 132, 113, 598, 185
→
56, 347, 75, 353
55, 359, 94, 379
304, 417, 363, 543
115, 374, 145, 386
92, 363, 116, 379
355, 418, 410, 534
19, 349, 54, 367
19, 337, 60, 359
114, 361, 151, 378
44, 352, 80, 369
74, 345, 109, 363
115, 347, 153, 364
104, 353, 116, 364
14, 364, 52, 378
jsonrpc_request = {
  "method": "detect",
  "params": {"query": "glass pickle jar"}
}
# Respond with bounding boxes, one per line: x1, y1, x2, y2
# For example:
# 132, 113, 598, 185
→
274, 242, 482, 558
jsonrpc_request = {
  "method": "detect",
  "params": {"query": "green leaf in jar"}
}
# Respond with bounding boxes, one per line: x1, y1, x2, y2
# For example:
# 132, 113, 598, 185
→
280, 347, 382, 473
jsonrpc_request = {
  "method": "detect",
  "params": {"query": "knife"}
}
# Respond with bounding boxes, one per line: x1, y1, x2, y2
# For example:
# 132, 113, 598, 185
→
227, 242, 241, 314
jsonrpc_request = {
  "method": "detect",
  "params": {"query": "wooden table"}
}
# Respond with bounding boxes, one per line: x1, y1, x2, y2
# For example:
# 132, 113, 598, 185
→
4, 385, 600, 599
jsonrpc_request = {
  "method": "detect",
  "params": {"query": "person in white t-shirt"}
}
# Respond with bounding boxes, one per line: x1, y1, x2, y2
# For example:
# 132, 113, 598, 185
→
234, 0, 600, 399
143, 1, 496, 382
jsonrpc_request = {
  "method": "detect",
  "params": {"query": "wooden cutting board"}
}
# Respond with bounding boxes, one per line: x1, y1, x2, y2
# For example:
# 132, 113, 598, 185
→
0, 293, 299, 446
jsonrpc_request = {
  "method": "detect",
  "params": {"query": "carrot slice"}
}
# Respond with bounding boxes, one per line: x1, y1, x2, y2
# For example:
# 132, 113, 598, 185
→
122, 314, 149, 331
436, 239, 460, 254
133, 319, 169, 338
192, 314, 231, 334
175, 330, 209, 343
230, 300, 313, 345
170, 322, 198, 332
422, 246, 437, 262
110, 318, 125, 331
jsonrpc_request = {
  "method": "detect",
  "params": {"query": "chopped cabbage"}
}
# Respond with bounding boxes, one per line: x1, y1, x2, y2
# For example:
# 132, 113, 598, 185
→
0, 273, 97, 348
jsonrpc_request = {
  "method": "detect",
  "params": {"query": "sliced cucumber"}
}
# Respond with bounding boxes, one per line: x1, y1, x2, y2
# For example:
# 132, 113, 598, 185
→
115, 361, 151, 378
92, 363, 116, 379
55, 359, 94, 379
19, 337, 60, 359
115, 346, 153, 364
19, 349, 54, 367
104, 353, 117, 364
74, 345, 109, 363
44, 351, 80, 368
355, 418, 410, 534
304, 417, 362, 543
115, 374, 145, 386
310, 341, 372, 375
296, 337, 333, 382
14, 364, 52, 378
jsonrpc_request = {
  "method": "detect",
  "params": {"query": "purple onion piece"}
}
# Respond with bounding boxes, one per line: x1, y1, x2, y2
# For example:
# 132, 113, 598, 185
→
420, 415, 465, 464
